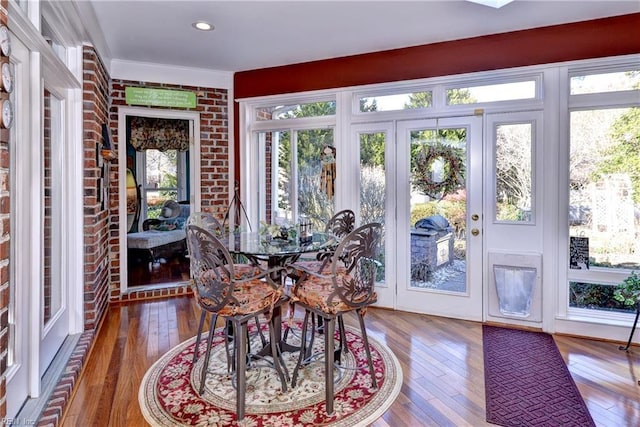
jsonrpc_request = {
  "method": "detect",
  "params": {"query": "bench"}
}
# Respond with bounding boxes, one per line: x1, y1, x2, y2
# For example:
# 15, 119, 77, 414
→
127, 201, 190, 264
127, 229, 187, 263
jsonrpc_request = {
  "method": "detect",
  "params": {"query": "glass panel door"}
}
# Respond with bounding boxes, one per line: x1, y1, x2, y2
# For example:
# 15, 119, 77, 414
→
353, 122, 395, 308
7, 33, 30, 419
39, 88, 69, 375
396, 116, 483, 320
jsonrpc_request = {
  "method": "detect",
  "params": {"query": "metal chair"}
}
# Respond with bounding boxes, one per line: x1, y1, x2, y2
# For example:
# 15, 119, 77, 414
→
186, 224, 288, 421
187, 211, 267, 354
290, 222, 383, 416
187, 211, 225, 233
290, 209, 356, 276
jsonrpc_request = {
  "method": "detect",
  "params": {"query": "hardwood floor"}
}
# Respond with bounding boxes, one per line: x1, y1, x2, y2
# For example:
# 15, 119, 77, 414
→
127, 253, 190, 288
61, 296, 640, 426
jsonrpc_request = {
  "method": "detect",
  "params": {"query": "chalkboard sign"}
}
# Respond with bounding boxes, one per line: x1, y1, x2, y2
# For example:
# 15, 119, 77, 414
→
569, 236, 589, 269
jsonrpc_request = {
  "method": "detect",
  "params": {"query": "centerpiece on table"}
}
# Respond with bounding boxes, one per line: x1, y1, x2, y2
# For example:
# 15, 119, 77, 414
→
260, 221, 298, 243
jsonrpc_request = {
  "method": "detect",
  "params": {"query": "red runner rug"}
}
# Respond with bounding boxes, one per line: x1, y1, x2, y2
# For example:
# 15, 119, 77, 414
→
483, 325, 595, 427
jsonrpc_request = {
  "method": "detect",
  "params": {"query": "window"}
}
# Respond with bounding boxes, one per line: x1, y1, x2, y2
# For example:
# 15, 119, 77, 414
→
569, 107, 639, 272
258, 128, 335, 229
447, 80, 537, 104
139, 149, 187, 219
358, 90, 432, 112
570, 70, 640, 95
494, 123, 533, 222
256, 100, 335, 121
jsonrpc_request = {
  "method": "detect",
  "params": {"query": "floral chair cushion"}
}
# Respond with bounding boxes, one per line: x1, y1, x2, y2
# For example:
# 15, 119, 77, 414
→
291, 272, 378, 315
194, 269, 282, 317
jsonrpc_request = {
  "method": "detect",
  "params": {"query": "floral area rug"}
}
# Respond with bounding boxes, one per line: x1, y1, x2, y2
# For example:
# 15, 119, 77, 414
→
139, 319, 402, 426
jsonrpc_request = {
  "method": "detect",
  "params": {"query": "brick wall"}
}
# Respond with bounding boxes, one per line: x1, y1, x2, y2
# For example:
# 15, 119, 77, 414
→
108, 80, 230, 301
82, 46, 111, 331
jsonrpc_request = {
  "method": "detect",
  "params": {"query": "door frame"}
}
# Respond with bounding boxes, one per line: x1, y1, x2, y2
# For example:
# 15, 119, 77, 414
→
395, 115, 484, 321
118, 106, 201, 293
7, 36, 84, 417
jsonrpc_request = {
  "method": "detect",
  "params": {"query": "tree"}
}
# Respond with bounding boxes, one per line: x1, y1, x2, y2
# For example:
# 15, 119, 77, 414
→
495, 124, 532, 220
596, 107, 640, 204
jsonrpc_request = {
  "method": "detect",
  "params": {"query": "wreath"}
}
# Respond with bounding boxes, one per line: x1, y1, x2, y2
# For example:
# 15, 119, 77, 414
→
412, 143, 465, 199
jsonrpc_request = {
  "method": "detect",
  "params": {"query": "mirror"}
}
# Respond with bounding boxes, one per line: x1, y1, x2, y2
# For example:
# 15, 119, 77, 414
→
126, 168, 140, 232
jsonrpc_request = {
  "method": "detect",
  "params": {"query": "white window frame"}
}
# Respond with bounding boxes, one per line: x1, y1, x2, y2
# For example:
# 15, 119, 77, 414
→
240, 54, 640, 343
555, 58, 640, 338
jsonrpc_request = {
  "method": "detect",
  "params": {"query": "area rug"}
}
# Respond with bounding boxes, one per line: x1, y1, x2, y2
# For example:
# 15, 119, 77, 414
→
139, 320, 402, 426
482, 325, 595, 427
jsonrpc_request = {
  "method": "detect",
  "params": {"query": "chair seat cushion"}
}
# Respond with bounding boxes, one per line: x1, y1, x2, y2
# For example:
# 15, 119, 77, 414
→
291, 274, 377, 315
194, 266, 283, 317
219, 280, 283, 317
223, 264, 263, 278
289, 261, 347, 280
289, 260, 328, 277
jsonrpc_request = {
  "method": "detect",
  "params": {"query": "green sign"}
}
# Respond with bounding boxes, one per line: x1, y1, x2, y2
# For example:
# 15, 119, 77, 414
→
125, 87, 196, 108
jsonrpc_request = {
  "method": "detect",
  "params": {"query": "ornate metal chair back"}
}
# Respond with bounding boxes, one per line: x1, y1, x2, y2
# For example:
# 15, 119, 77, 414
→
186, 224, 238, 313
329, 222, 383, 308
187, 212, 224, 234
324, 209, 356, 238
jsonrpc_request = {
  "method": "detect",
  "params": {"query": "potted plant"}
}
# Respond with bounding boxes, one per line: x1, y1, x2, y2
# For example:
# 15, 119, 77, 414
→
613, 271, 640, 308
613, 271, 640, 352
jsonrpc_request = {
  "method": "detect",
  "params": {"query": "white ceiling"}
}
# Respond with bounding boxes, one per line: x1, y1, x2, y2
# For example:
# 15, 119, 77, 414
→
83, 0, 640, 73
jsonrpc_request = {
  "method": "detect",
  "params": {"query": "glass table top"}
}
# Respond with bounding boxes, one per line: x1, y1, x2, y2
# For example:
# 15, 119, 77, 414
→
224, 231, 337, 257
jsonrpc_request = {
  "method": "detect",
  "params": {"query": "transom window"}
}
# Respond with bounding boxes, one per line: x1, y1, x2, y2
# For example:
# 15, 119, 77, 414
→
447, 80, 537, 104
570, 70, 640, 95
255, 100, 336, 121
358, 90, 432, 112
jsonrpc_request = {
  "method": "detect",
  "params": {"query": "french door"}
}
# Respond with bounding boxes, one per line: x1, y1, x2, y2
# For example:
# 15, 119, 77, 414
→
350, 123, 396, 308
395, 116, 483, 321
7, 32, 31, 419
7, 35, 81, 418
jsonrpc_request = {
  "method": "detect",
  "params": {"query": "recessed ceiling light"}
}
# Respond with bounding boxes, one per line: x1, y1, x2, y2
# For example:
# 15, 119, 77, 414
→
466, 0, 514, 8
192, 21, 214, 31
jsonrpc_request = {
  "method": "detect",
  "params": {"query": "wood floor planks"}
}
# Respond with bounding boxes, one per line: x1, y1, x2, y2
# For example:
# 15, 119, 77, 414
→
61, 296, 640, 426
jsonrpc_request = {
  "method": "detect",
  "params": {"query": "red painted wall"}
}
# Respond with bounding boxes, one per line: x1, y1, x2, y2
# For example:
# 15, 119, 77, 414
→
233, 13, 640, 180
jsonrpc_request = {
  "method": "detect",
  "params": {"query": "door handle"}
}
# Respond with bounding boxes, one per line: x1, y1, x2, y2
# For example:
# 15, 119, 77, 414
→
471, 228, 480, 236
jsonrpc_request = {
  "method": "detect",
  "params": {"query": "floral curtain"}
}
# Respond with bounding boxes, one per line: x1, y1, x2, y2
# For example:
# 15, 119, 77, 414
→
129, 116, 190, 151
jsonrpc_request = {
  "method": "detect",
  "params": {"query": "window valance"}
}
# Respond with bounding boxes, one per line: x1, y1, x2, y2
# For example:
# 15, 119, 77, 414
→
129, 116, 190, 151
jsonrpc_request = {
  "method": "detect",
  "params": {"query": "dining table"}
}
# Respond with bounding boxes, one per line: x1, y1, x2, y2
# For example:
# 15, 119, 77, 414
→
223, 229, 338, 353
224, 230, 337, 277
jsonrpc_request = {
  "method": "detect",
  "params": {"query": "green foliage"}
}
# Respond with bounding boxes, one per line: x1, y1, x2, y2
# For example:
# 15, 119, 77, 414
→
496, 202, 530, 221
406, 92, 432, 108
360, 132, 385, 167
446, 88, 475, 105
409, 199, 465, 230
613, 271, 640, 306
360, 98, 378, 112
570, 282, 620, 309
410, 203, 438, 225
595, 107, 640, 204
279, 101, 336, 119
